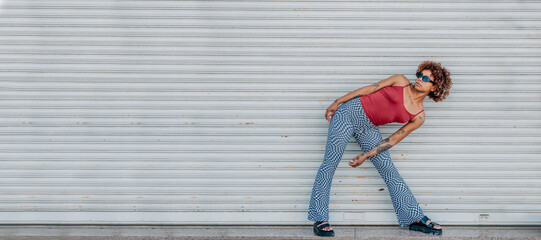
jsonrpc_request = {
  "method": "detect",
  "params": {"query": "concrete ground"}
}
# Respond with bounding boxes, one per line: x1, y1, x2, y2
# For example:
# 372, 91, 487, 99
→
0, 225, 539, 240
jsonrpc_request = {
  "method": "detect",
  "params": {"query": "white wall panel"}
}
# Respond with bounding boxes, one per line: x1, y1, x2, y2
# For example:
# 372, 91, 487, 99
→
0, 0, 540, 225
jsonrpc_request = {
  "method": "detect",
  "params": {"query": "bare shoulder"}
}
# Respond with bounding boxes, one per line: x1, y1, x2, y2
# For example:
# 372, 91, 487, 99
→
371, 74, 410, 93
401, 111, 425, 134
391, 74, 411, 87
412, 111, 426, 126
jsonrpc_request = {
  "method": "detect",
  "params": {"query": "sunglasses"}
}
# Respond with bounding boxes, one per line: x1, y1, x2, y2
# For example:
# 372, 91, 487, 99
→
416, 72, 435, 84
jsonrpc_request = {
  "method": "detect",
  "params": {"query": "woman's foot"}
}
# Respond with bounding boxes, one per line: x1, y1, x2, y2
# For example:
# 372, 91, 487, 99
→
313, 221, 335, 237
316, 221, 333, 231
409, 216, 443, 235
416, 218, 442, 229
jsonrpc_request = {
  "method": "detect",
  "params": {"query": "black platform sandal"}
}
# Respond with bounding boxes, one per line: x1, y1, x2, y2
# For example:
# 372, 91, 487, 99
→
313, 221, 335, 237
409, 216, 442, 235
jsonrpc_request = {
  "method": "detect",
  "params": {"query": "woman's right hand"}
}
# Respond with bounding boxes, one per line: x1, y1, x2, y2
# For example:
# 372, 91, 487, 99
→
325, 102, 339, 122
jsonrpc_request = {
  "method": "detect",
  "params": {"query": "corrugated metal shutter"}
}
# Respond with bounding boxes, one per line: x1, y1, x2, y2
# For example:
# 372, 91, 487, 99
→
1, 0, 540, 225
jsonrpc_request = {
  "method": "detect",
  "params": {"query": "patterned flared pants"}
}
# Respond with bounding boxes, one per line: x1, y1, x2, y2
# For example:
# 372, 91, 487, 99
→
308, 96, 425, 227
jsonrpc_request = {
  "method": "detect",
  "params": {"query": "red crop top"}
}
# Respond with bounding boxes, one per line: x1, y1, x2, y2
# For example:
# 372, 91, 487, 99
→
360, 83, 424, 126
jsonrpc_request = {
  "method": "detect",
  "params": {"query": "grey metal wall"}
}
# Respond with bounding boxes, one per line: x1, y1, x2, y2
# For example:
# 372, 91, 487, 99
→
0, 0, 540, 225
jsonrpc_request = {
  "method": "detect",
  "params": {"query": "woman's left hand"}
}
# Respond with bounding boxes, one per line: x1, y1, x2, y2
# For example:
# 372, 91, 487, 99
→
349, 153, 368, 168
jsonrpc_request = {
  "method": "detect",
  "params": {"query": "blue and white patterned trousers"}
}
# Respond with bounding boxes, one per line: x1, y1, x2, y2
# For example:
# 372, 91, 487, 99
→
308, 96, 425, 227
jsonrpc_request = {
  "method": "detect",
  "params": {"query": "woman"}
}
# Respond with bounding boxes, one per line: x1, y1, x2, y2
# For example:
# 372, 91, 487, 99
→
308, 61, 452, 237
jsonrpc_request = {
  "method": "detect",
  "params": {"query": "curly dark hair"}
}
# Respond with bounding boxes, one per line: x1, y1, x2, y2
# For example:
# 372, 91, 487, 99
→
417, 61, 452, 102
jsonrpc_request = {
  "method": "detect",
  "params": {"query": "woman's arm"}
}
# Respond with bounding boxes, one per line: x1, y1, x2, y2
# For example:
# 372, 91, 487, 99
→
334, 74, 408, 105
349, 112, 426, 167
